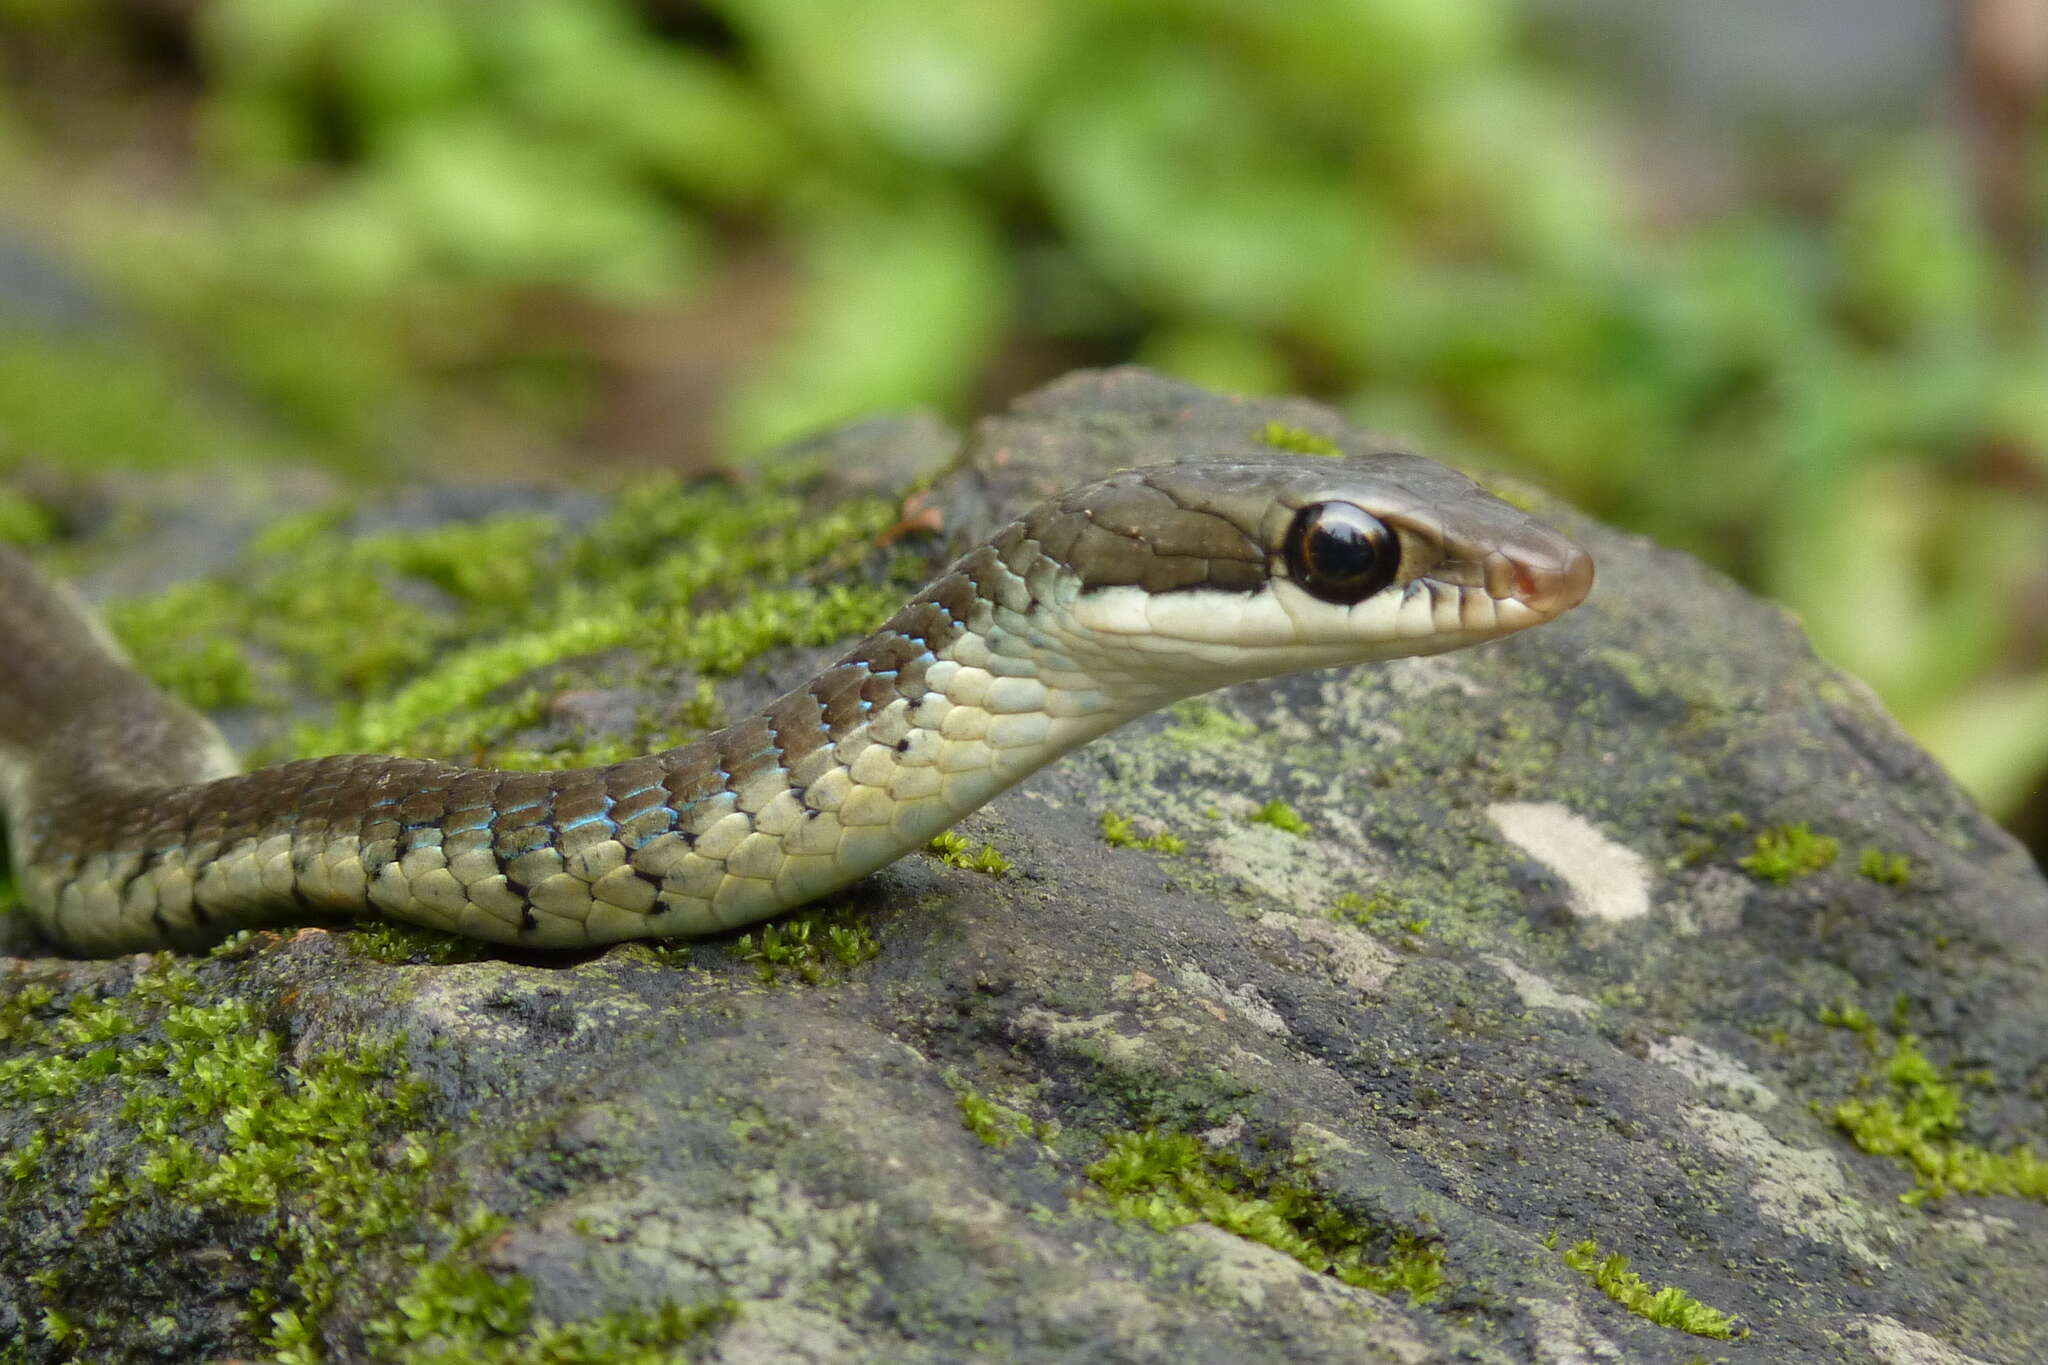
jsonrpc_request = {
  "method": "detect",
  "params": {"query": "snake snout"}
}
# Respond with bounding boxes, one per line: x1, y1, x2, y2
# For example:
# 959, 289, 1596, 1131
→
1489, 532, 1595, 620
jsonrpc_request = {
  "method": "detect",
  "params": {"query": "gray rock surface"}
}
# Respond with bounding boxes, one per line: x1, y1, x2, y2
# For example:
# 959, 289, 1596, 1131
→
3, 369, 2044, 1364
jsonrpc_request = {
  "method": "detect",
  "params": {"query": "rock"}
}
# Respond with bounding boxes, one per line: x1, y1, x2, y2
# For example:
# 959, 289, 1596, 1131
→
2, 368, 2043, 1364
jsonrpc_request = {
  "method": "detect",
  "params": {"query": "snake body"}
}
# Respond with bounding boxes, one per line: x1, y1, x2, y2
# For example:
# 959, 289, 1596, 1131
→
2, 454, 1591, 956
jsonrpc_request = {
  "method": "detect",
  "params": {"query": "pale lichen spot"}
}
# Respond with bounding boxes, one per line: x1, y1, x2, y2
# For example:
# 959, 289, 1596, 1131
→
1684, 1106, 1895, 1268
1925, 1208, 2017, 1249
1179, 1223, 1435, 1343
1255, 913, 1398, 994
1849, 1316, 1996, 1365
1665, 865, 1747, 937
1487, 801, 1650, 923
1011, 1007, 1153, 1069
1482, 954, 1600, 1019
1203, 813, 1347, 912
1378, 652, 1490, 701
1173, 964, 1290, 1036
1515, 1295, 1629, 1363
1648, 1035, 1779, 1112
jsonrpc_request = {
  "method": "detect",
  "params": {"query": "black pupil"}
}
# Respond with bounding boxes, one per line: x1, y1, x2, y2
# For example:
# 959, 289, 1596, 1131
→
1311, 515, 1378, 583
1287, 502, 1396, 605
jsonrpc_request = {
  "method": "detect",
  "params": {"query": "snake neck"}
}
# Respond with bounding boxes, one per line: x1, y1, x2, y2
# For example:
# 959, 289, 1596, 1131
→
650, 535, 1150, 926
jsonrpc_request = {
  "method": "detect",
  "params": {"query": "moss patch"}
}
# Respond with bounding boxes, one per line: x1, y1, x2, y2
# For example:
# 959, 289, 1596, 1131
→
1163, 699, 1257, 748
347, 922, 496, 966
1857, 848, 1913, 886
731, 908, 880, 986
0, 960, 745, 1361
1101, 810, 1186, 855
1086, 1129, 1445, 1301
1331, 890, 1430, 943
1250, 799, 1310, 837
1822, 1012, 2048, 1207
0, 961, 437, 1361
98, 471, 915, 772
954, 1088, 1036, 1149
926, 831, 1012, 875
1254, 421, 1341, 457
364, 1211, 735, 1364
1560, 1238, 1747, 1340
1737, 823, 1838, 884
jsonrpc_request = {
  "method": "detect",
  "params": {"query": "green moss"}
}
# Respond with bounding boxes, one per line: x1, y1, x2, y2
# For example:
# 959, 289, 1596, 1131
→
7, 960, 738, 1360
103, 582, 268, 710
1086, 1129, 1445, 1301
1163, 698, 1257, 748
956, 1090, 1034, 1148
359, 515, 557, 614
347, 922, 494, 965
0, 982, 57, 1040
37, 1309, 81, 1354
1818, 1002, 1875, 1037
0, 988, 139, 1111
1331, 890, 1430, 941
1737, 823, 1838, 884
1250, 799, 1310, 837
731, 908, 880, 985
365, 1211, 736, 1365
927, 831, 1012, 875
1100, 810, 1186, 855
98, 472, 911, 770
101, 1001, 431, 1216
1857, 848, 1913, 886
1560, 1238, 1747, 1340
1254, 421, 1342, 457
1823, 1024, 2048, 1207
298, 543, 904, 760
0, 961, 447, 1360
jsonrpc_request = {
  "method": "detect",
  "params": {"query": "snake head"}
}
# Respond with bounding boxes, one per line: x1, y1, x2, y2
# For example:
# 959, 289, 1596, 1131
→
1012, 452, 1594, 698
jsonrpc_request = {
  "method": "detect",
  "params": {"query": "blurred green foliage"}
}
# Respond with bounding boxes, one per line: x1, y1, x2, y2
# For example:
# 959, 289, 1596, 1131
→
0, 0, 2044, 823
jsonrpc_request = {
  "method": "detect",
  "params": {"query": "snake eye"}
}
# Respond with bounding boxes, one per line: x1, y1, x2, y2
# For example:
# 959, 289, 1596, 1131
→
1283, 502, 1399, 606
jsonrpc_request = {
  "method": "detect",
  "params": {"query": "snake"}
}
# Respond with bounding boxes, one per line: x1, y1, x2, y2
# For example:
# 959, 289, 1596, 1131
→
0, 454, 1592, 956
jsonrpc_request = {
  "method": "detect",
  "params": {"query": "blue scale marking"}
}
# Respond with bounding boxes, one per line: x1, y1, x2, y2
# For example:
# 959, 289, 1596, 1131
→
558, 811, 613, 833
445, 812, 493, 835
666, 789, 738, 816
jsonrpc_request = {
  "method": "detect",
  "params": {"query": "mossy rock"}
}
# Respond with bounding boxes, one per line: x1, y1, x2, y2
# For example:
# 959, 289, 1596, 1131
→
2, 370, 2044, 1364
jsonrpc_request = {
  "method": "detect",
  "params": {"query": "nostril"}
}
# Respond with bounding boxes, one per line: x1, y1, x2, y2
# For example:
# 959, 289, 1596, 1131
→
1511, 541, 1595, 616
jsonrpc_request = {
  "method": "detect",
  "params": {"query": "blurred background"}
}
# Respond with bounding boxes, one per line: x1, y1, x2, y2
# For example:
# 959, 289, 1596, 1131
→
0, 0, 2044, 862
